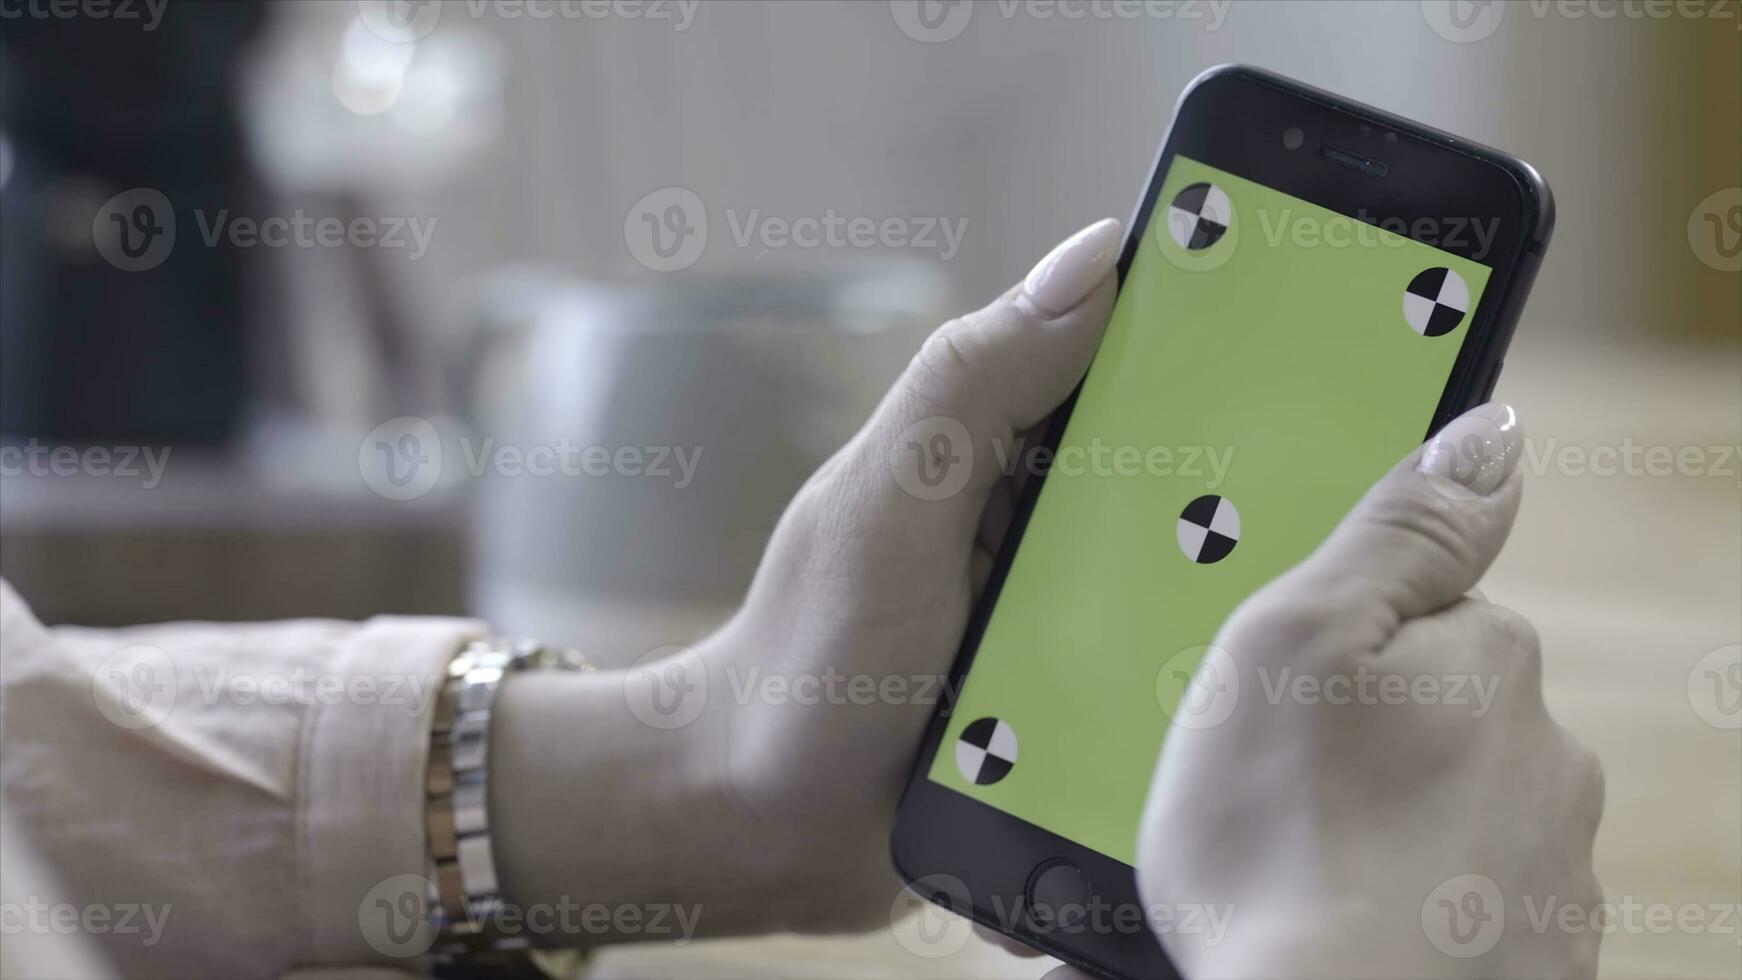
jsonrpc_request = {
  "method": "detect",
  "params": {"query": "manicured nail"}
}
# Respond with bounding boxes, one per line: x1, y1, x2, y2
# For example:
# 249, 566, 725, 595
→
1019, 218, 1123, 318
1418, 402, 1524, 495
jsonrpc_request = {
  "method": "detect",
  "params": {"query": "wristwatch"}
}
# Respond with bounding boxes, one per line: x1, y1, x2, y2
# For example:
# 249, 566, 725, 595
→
425, 637, 592, 979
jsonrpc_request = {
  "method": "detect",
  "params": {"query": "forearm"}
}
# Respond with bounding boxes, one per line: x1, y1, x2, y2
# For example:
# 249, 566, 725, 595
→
0, 580, 479, 977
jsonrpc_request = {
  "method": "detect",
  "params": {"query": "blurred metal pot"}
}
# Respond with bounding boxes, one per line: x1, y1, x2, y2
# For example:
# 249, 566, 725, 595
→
464, 262, 947, 664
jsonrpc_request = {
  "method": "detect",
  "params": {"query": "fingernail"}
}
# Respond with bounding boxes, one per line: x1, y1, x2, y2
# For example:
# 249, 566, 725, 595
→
1019, 218, 1123, 318
1418, 402, 1524, 495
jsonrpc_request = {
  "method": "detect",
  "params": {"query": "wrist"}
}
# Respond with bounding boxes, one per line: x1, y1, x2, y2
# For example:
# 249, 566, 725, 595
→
484, 659, 787, 947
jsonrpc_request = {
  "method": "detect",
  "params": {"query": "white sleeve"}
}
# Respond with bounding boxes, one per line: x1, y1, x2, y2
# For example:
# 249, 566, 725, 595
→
0, 578, 483, 978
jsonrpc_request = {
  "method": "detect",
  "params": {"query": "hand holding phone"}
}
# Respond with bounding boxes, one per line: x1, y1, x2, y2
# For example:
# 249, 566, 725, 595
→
891, 66, 1587, 978
1129, 408, 1605, 980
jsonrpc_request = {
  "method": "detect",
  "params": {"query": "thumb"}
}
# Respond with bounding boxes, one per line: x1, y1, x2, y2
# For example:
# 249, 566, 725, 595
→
1286, 402, 1526, 626
868, 218, 1122, 518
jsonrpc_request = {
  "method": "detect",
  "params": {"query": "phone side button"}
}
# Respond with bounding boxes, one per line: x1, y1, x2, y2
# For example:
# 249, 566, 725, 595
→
1025, 859, 1092, 931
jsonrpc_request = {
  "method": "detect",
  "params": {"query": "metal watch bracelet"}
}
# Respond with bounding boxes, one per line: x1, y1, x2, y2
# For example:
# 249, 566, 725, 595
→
425, 637, 592, 979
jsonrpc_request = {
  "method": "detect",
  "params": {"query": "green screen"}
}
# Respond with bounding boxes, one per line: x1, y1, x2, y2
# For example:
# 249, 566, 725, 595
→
927, 156, 1492, 865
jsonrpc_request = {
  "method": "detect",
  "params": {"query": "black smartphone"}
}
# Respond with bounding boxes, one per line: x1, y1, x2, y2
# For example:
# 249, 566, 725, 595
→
889, 65, 1553, 979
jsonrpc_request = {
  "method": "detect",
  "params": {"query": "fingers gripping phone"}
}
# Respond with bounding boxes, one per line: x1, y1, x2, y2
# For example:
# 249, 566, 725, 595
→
890, 66, 1552, 979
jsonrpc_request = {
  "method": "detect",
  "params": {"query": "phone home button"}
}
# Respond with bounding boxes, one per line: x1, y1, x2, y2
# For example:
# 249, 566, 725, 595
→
1025, 859, 1092, 932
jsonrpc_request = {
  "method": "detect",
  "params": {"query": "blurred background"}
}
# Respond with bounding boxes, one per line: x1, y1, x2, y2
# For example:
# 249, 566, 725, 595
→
0, 1, 1736, 977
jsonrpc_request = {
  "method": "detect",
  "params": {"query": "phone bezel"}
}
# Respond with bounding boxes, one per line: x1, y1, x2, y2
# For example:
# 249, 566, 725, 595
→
889, 64, 1553, 980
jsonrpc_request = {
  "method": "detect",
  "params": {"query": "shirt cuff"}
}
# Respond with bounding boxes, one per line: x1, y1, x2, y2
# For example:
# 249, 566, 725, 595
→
298, 615, 484, 967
